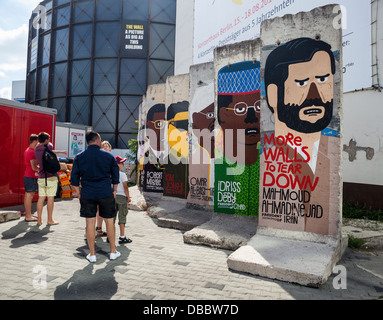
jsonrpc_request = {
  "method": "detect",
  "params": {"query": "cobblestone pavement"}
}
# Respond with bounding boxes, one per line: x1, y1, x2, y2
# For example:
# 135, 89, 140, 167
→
0, 198, 382, 301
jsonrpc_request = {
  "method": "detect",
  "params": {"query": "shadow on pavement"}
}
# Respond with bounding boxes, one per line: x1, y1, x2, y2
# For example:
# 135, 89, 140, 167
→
2, 221, 53, 248
1, 220, 30, 240
54, 241, 131, 300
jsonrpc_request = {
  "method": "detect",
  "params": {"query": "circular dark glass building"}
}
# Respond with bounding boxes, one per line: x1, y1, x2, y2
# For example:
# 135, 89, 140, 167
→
25, 0, 176, 148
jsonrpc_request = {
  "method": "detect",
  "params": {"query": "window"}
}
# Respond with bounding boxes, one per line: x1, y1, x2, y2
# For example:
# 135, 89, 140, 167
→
95, 22, 120, 57
55, 5, 71, 28
71, 60, 91, 95
54, 28, 69, 62
52, 62, 68, 97
120, 59, 147, 94
72, 24, 92, 59
70, 96, 90, 125
93, 58, 118, 94
92, 95, 117, 132
73, 0, 94, 23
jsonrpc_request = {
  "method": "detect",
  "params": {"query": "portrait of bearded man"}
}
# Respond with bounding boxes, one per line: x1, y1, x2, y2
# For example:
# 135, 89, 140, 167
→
261, 37, 341, 236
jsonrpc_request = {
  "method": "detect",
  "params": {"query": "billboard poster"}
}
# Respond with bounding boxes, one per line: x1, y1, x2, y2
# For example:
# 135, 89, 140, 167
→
121, 20, 148, 58
194, 0, 371, 92
69, 129, 85, 158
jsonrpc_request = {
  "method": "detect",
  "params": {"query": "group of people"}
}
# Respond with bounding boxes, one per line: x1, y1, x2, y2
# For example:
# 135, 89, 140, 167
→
23, 132, 67, 225
23, 131, 131, 263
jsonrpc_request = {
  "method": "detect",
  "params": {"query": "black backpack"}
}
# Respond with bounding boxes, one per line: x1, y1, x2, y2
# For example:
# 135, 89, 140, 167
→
42, 144, 60, 179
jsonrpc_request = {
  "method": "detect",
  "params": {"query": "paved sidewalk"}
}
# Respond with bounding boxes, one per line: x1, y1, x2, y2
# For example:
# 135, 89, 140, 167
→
0, 197, 382, 301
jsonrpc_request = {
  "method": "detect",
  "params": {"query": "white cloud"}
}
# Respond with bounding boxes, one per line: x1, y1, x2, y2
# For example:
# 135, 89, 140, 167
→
0, 87, 12, 100
0, 24, 28, 45
0, 63, 26, 72
13, 0, 42, 10
0, 0, 41, 101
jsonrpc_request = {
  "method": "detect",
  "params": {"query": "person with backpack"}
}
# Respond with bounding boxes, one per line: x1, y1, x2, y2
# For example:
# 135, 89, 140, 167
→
34, 132, 67, 226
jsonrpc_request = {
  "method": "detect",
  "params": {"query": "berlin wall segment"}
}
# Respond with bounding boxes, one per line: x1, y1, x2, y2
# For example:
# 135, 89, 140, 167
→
259, 4, 343, 238
137, 5, 345, 287
214, 39, 262, 217
188, 62, 216, 209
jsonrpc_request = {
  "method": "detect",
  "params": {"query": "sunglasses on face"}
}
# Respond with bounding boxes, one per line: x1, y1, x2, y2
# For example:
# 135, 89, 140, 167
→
168, 119, 189, 131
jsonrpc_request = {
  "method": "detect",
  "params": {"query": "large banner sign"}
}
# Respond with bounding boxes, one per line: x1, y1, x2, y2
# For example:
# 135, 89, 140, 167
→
194, 0, 371, 92
121, 20, 148, 58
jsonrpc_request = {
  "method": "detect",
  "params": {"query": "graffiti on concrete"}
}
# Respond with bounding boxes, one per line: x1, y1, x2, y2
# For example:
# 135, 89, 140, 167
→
343, 139, 374, 162
214, 61, 261, 216
260, 37, 341, 236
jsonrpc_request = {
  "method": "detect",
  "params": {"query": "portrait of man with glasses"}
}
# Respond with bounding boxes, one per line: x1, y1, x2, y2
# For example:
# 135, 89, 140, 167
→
163, 101, 190, 199
142, 103, 166, 192
214, 60, 261, 217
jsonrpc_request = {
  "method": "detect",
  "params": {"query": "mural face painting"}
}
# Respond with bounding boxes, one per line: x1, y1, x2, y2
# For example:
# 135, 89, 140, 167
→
260, 37, 340, 235
214, 61, 261, 216
164, 101, 190, 199
143, 103, 166, 192
188, 79, 215, 206
138, 10, 342, 241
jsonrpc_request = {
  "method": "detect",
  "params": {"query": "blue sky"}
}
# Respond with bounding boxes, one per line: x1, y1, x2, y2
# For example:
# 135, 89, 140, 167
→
0, 0, 42, 99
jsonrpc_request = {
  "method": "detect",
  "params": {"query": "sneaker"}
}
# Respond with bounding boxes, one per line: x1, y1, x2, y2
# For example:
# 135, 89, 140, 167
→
119, 237, 132, 244
86, 254, 96, 263
109, 251, 121, 260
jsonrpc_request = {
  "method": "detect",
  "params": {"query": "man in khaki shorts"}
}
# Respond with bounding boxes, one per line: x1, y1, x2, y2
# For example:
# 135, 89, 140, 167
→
34, 132, 67, 226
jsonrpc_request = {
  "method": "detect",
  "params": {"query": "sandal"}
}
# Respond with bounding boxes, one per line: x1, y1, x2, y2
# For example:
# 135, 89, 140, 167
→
25, 216, 38, 222
96, 227, 107, 237
119, 237, 132, 244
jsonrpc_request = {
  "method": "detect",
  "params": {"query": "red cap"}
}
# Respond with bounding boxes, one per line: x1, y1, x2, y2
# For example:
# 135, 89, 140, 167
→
115, 156, 127, 164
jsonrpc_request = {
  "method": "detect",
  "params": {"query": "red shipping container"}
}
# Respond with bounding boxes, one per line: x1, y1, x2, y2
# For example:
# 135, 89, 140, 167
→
0, 98, 57, 208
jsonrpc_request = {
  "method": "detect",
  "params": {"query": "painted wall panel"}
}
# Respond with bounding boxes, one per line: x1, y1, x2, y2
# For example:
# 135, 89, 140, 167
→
163, 74, 190, 199
188, 62, 215, 207
258, 5, 343, 237
214, 39, 261, 216
138, 84, 166, 192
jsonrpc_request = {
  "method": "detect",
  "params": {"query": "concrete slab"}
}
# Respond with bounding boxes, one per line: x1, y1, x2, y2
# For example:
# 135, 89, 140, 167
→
184, 214, 258, 251
157, 208, 213, 231
343, 225, 383, 239
146, 197, 188, 219
126, 186, 163, 211
343, 218, 383, 239
227, 230, 348, 287
0, 211, 21, 223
